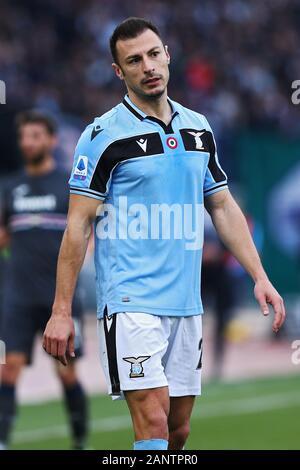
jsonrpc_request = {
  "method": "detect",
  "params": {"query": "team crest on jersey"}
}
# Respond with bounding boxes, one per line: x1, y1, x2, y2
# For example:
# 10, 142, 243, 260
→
187, 131, 205, 150
74, 155, 88, 180
123, 356, 151, 378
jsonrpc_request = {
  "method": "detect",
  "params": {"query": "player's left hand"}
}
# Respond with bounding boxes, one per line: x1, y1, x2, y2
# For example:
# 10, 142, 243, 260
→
254, 279, 286, 333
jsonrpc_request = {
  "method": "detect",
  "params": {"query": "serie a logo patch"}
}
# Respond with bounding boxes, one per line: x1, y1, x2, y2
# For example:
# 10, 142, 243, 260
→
74, 155, 88, 180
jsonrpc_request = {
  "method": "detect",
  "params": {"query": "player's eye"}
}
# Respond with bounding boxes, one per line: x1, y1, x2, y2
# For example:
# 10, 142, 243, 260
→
150, 51, 160, 57
129, 57, 140, 64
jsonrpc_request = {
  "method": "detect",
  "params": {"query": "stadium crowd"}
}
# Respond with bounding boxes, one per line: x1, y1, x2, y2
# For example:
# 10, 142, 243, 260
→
1, 0, 300, 134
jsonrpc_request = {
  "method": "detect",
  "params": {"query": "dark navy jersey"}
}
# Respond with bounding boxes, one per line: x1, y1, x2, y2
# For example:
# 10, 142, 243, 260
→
1, 167, 78, 307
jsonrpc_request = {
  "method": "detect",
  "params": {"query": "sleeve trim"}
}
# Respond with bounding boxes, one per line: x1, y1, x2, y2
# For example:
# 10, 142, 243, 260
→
204, 183, 228, 197
70, 187, 106, 201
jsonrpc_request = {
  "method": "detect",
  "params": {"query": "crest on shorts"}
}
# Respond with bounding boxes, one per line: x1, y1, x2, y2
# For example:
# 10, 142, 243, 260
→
123, 356, 150, 378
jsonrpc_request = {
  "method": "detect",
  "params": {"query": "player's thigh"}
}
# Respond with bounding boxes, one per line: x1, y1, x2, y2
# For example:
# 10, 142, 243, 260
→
125, 386, 169, 437
125, 386, 169, 420
1, 352, 27, 384
168, 395, 195, 432
54, 359, 77, 386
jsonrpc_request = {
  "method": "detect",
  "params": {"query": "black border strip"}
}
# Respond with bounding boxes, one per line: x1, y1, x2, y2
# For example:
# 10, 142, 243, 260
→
103, 306, 121, 396
122, 98, 144, 121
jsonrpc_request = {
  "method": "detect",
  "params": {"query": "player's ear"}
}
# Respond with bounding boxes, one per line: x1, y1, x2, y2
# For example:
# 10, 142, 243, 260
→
112, 63, 124, 81
164, 45, 170, 64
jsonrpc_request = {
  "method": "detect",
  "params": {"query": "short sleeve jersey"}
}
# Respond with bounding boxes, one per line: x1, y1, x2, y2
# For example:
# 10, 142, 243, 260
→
69, 95, 228, 318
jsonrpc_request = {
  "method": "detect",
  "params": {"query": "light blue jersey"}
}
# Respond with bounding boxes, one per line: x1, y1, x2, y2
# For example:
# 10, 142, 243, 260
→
69, 95, 228, 319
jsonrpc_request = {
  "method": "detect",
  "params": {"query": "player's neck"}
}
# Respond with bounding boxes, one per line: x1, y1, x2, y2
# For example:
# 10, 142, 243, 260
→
25, 155, 56, 176
127, 91, 172, 126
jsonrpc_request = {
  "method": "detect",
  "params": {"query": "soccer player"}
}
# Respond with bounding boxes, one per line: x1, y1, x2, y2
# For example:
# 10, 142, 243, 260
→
0, 111, 88, 450
43, 18, 286, 451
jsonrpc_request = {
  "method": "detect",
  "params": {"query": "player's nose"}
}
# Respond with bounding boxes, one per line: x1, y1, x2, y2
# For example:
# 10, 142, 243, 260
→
142, 56, 155, 75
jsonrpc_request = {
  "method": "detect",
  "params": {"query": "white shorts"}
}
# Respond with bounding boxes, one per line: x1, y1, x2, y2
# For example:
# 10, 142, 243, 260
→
98, 312, 203, 399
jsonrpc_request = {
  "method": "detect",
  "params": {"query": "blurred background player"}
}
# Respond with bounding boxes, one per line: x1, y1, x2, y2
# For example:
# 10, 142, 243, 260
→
202, 213, 236, 380
0, 111, 88, 450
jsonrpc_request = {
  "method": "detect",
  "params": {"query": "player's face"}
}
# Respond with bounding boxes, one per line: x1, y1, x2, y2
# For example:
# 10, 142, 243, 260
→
112, 29, 170, 100
18, 124, 56, 164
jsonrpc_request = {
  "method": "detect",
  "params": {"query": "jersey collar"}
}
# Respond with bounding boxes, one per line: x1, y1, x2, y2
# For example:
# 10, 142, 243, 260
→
122, 94, 179, 134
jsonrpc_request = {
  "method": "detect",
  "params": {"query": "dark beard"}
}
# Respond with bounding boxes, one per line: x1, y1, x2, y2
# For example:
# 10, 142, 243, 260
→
132, 80, 166, 101
25, 152, 47, 166
142, 89, 165, 100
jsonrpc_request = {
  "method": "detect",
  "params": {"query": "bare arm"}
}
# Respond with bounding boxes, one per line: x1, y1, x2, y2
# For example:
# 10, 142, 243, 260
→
205, 189, 286, 332
43, 194, 102, 364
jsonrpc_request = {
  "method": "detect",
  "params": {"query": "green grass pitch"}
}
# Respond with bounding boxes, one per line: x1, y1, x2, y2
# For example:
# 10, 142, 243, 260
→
10, 374, 300, 450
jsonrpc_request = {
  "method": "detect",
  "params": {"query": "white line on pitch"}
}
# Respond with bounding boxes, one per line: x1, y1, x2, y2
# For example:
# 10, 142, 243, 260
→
13, 390, 300, 444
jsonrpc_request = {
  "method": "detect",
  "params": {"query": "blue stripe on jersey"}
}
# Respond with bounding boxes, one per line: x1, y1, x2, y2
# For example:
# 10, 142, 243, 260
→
69, 95, 228, 318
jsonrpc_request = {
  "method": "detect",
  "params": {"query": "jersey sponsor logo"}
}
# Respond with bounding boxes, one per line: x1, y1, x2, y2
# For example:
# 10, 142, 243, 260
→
13, 194, 57, 212
74, 155, 88, 180
166, 137, 178, 149
187, 131, 205, 150
123, 356, 151, 378
136, 138, 148, 152
91, 124, 103, 141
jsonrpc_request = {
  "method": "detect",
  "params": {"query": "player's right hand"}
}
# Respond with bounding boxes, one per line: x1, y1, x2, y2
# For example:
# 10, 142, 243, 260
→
42, 314, 75, 366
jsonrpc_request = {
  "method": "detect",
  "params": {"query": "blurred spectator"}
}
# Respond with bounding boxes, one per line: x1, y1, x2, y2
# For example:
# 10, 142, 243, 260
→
1, 0, 300, 134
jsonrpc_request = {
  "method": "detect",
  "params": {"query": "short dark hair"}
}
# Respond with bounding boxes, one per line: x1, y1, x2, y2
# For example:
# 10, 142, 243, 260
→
15, 110, 57, 135
110, 17, 163, 64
